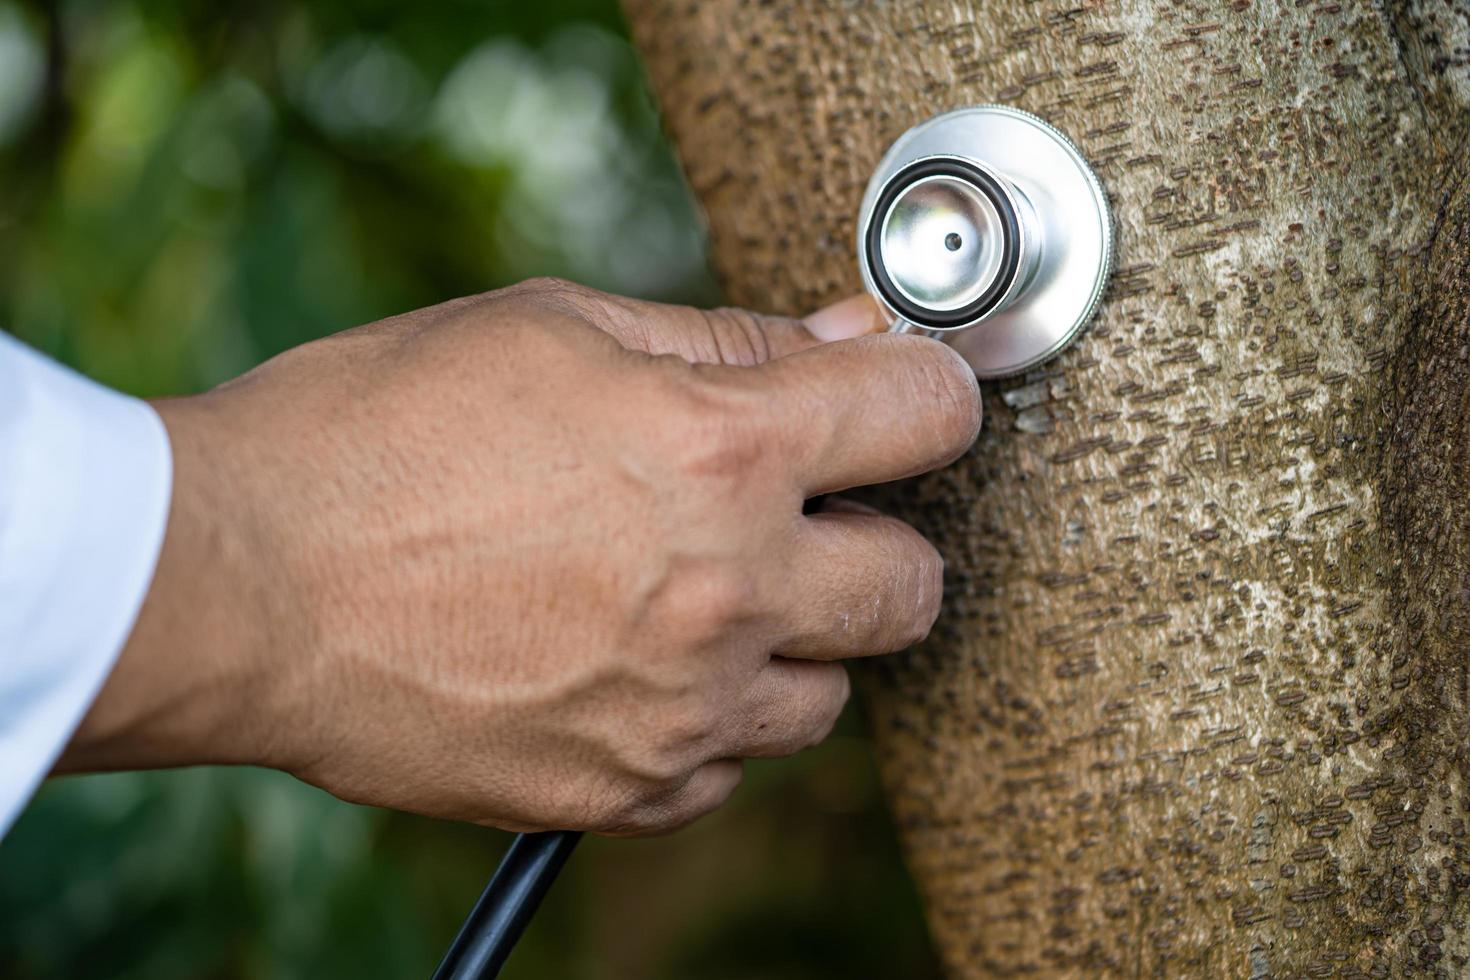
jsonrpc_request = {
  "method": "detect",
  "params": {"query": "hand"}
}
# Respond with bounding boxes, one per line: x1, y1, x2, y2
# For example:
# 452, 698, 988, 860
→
61, 279, 981, 835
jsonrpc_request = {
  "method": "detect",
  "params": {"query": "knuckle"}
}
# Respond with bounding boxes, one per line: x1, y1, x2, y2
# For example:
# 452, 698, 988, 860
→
519, 275, 590, 302
548, 772, 636, 833
590, 771, 682, 836
658, 699, 721, 754
616, 729, 696, 786
636, 769, 689, 807
608, 760, 742, 836
512, 276, 621, 327
595, 794, 665, 837
655, 560, 756, 643
700, 307, 777, 366
660, 376, 765, 485
608, 768, 717, 838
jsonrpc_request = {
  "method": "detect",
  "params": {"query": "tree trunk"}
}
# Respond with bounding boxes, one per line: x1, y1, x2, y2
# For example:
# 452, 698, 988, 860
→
623, 2, 1470, 976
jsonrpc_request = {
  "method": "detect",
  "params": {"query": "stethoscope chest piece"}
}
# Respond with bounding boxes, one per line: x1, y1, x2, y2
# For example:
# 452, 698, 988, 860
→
857, 105, 1113, 378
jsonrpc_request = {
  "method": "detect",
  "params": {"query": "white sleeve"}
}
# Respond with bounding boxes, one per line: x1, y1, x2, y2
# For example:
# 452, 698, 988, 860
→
0, 332, 172, 837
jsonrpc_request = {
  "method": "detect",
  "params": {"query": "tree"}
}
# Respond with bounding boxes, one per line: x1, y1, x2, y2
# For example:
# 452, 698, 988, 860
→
623, 2, 1470, 975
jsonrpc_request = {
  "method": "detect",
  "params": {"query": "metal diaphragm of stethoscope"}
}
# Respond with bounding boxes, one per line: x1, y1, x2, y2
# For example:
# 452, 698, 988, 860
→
432, 104, 1115, 980
858, 104, 1114, 377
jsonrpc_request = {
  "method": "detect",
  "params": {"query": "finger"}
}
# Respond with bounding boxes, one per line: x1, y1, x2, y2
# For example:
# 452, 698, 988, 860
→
775, 502, 944, 659
612, 759, 744, 837
802, 294, 889, 343
723, 658, 850, 758
750, 332, 982, 494
521, 278, 885, 365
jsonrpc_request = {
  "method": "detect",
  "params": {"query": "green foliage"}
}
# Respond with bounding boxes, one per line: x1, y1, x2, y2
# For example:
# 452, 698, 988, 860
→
0, 1, 938, 976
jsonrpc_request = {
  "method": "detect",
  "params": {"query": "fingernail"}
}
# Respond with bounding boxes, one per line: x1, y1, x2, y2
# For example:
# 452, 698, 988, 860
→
803, 294, 886, 342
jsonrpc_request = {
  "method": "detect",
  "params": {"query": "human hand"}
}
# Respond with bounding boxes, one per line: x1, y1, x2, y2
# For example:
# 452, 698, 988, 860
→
62, 279, 981, 835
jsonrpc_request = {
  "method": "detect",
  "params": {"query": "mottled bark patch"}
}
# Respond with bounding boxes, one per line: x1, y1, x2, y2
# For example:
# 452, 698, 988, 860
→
627, 1, 1470, 975
1373, 169, 1470, 974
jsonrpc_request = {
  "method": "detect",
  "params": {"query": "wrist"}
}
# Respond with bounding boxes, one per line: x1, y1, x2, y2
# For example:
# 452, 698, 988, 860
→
58, 393, 290, 774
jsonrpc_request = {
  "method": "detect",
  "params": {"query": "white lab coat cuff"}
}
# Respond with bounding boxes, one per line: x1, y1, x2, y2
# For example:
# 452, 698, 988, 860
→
0, 334, 173, 836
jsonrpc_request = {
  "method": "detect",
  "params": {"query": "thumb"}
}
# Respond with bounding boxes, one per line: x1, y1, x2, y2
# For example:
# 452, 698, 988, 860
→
801, 294, 889, 343
686, 293, 885, 363
576, 286, 887, 365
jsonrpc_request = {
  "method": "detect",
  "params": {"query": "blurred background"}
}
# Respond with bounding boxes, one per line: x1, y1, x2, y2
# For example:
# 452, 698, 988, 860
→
0, 1, 940, 977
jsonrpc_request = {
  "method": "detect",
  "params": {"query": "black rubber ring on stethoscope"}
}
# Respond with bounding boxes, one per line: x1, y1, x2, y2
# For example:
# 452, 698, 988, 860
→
864, 157, 1021, 330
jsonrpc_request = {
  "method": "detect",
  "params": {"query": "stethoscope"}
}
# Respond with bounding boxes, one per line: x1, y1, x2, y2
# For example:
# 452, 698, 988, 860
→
431, 103, 1114, 980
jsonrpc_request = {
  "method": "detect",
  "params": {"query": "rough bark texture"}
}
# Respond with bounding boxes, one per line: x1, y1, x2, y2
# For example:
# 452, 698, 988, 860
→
624, 2, 1470, 975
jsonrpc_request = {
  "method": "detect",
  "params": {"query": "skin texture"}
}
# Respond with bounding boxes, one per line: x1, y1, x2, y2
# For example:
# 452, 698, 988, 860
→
624, 0, 1470, 974
59, 279, 983, 837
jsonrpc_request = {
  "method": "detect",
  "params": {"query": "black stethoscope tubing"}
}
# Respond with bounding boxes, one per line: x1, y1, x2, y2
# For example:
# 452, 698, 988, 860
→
431, 830, 582, 980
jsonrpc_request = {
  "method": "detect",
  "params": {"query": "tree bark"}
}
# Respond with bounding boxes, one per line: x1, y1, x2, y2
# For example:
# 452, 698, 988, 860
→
624, 1, 1470, 975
